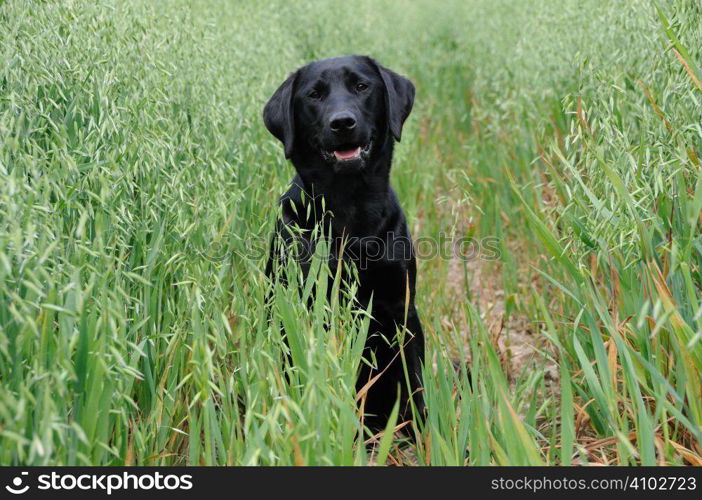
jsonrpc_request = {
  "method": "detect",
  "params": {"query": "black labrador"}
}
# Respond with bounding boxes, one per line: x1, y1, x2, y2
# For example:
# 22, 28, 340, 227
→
263, 55, 424, 433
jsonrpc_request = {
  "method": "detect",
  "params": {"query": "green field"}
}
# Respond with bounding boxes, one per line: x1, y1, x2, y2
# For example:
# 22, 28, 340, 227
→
1, 0, 701, 465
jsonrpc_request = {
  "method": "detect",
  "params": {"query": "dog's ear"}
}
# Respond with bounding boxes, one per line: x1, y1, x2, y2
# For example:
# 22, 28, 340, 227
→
263, 71, 298, 159
366, 57, 415, 142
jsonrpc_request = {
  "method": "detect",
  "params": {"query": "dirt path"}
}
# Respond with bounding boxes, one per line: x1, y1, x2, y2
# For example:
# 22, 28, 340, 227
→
444, 231, 559, 387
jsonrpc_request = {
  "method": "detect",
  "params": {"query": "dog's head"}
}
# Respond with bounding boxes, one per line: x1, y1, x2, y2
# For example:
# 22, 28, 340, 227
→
263, 55, 414, 173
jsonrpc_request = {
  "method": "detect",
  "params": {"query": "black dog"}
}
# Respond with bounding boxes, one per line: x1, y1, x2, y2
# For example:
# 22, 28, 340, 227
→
263, 55, 424, 433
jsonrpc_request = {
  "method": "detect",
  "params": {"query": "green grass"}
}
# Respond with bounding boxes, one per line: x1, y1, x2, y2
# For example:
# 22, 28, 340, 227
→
1, 0, 701, 465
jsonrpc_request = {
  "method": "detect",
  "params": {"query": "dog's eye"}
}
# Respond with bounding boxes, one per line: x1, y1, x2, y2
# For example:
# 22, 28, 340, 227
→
308, 89, 321, 99
355, 82, 369, 92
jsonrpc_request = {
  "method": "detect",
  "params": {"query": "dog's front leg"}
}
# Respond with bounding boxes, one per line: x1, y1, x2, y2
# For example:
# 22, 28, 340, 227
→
356, 294, 425, 434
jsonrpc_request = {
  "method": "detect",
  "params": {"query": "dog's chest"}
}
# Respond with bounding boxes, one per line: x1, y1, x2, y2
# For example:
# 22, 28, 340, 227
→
328, 200, 388, 238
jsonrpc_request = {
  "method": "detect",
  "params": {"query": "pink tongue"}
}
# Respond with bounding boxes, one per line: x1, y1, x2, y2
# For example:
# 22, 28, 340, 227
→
334, 147, 360, 160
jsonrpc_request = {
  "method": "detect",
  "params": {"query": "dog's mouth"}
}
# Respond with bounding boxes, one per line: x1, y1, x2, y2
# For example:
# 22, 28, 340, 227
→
334, 147, 362, 161
322, 141, 372, 164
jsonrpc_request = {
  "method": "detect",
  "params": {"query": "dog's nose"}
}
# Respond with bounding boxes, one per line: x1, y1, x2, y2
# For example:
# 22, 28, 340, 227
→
329, 111, 357, 132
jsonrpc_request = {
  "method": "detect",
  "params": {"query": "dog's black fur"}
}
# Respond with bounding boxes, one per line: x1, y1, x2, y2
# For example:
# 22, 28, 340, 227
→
263, 55, 424, 433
